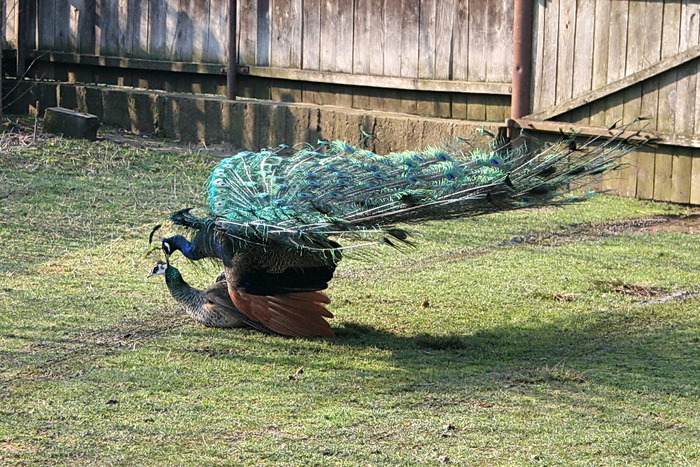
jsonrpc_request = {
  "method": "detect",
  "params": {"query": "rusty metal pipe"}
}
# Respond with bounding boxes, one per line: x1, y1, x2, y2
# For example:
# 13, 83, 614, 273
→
227, 0, 238, 100
511, 0, 534, 120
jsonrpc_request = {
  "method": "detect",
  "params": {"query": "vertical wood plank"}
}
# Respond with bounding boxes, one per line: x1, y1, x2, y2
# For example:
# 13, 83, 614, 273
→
671, 148, 692, 204
319, 1, 353, 73
617, 84, 642, 197
301, 0, 321, 104
256, 0, 271, 66
466, 93, 487, 121
237, 0, 258, 64
118, 0, 130, 56
536, 0, 559, 112
271, 0, 301, 68
606, 0, 628, 83
413, 0, 432, 115
97, 0, 123, 56
23, 0, 38, 50
556, 0, 576, 104
351, 0, 372, 110
653, 148, 674, 202
589, 0, 611, 122
485, 0, 511, 83
418, 0, 436, 79
189, 0, 208, 62
382, 0, 402, 78
635, 148, 656, 200
690, 150, 700, 204
301, 0, 320, 70
68, 0, 81, 51
352, 0, 371, 74
530, 0, 546, 114
625, 0, 645, 75
680, 0, 700, 51
676, 62, 697, 135
636, 77, 659, 199
4, 1, 17, 49
205, 0, 227, 63
677, 1, 700, 135
129, 0, 148, 57
467, 0, 487, 82
572, 0, 594, 99
451, 0, 470, 119
375, 0, 403, 111
148, 0, 167, 58
36, 0, 55, 50
54, 0, 70, 52
661, 0, 681, 60
642, 0, 662, 67
401, 0, 420, 77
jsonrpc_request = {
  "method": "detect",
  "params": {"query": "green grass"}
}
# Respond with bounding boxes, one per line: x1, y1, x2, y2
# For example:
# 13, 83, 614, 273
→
1, 125, 699, 465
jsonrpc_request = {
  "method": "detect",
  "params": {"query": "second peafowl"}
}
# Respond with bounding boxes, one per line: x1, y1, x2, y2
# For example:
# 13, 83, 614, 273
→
157, 124, 649, 337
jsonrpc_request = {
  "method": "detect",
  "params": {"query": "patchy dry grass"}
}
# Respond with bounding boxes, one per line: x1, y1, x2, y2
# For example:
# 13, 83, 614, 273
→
1, 121, 700, 465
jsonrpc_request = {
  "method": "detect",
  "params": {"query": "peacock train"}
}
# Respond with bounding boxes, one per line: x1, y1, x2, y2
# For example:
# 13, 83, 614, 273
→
149, 122, 649, 337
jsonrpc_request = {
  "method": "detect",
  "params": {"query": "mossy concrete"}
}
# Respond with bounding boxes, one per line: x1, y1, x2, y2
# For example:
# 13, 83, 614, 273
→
3, 79, 500, 151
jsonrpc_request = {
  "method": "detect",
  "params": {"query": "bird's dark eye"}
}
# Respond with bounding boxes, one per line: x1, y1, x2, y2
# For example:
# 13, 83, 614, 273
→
162, 242, 171, 254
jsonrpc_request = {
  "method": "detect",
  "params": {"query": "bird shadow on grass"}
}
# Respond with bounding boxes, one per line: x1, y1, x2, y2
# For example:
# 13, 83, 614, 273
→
324, 312, 700, 398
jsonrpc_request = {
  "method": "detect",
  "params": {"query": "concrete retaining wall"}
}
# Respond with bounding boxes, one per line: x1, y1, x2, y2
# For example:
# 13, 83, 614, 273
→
3, 80, 501, 153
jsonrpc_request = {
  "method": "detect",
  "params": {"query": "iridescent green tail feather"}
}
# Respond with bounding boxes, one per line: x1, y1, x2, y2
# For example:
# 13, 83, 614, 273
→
204, 122, 647, 254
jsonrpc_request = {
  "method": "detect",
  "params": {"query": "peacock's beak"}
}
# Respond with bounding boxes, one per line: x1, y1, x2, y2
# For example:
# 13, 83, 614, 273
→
161, 239, 172, 261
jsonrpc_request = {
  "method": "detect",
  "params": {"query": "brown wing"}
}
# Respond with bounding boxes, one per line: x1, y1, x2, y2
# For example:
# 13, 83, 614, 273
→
205, 281, 241, 313
201, 281, 248, 328
227, 287, 334, 337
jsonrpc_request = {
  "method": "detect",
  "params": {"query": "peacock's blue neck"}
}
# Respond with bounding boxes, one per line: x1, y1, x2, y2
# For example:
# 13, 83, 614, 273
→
167, 235, 197, 259
165, 231, 226, 261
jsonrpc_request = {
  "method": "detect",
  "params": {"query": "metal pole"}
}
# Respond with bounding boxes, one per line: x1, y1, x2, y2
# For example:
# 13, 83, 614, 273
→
511, 0, 534, 120
227, 0, 238, 100
16, 0, 28, 77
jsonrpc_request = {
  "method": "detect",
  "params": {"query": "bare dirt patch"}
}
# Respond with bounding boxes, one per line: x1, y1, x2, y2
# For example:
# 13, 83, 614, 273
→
500, 212, 700, 248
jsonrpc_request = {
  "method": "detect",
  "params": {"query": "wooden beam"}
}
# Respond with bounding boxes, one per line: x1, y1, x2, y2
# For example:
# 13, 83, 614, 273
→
526, 44, 700, 120
30, 51, 513, 95
508, 118, 700, 149
244, 66, 512, 95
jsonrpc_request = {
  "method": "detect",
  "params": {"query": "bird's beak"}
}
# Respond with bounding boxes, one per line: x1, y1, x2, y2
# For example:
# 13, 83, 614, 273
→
161, 238, 171, 261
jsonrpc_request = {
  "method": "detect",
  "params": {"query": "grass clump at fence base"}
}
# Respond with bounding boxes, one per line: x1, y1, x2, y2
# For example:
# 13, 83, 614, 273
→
1, 125, 700, 465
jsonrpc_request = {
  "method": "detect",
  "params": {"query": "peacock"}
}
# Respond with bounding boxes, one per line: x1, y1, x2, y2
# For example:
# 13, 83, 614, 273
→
155, 123, 649, 337
148, 260, 248, 329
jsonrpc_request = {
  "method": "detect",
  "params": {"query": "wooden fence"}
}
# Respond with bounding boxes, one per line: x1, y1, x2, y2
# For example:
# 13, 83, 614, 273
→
2, 0, 700, 204
526, 0, 700, 204
2, 0, 513, 120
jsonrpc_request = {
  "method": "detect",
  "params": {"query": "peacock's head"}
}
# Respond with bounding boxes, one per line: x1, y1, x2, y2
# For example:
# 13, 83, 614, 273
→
147, 260, 168, 278
161, 237, 176, 258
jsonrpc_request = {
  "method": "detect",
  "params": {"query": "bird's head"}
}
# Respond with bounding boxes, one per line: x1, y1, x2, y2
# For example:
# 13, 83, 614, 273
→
147, 260, 168, 278
161, 237, 176, 259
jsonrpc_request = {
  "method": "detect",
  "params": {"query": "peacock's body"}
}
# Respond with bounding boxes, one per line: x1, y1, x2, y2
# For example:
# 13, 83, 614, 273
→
148, 261, 248, 329
157, 125, 648, 337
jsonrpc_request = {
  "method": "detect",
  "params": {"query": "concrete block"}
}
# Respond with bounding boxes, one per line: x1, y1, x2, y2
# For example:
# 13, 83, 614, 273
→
43, 107, 100, 141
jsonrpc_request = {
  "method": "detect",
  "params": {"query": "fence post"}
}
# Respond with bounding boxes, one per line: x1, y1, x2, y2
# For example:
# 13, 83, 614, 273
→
16, 0, 28, 78
227, 0, 238, 100
510, 0, 534, 121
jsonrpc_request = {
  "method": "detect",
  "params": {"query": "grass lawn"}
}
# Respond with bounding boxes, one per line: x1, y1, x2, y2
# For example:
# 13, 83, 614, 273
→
1, 122, 699, 465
